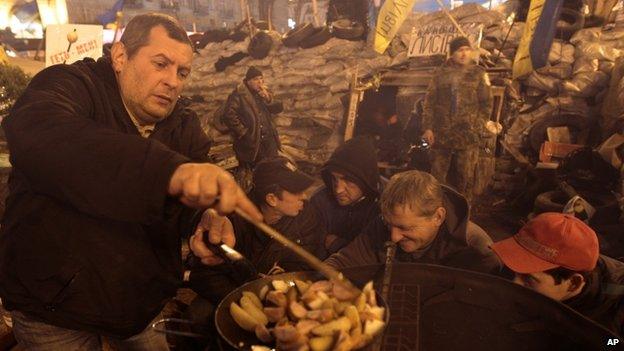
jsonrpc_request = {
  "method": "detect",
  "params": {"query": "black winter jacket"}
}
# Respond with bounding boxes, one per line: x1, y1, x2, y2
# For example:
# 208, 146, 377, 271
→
325, 186, 501, 275
222, 83, 283, 163
0, 58, 211, 338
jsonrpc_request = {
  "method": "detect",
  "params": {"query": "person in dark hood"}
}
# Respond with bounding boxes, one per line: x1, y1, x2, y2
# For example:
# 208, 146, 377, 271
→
310, 136, 383, 253
491, 213, 624, 336
222, 66, 283, 171
325, 170, 499, 275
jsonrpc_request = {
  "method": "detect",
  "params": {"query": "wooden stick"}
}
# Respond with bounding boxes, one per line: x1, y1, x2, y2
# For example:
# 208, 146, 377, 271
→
434, 0, 468, 37
267, 1, 273, 31
234, 207, 361, 295
245, 0, 254, 36
311, 0, 320, 26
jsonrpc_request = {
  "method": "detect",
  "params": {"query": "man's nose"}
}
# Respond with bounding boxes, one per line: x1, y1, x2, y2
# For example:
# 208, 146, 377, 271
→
390, 227, 403, 243
163, 68, 180, 89
334, 179, 345, 193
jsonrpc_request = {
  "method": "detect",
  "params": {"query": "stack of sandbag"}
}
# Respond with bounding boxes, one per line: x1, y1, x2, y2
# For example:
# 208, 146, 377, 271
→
185, 35, 402, 168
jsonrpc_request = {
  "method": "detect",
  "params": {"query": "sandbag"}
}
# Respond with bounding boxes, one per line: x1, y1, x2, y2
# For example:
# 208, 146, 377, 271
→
524, 72, 561, 93
449, 3, 485, 20
459, 11, 504, 27
561, 71, 610, 97
600, 57, 624, 134
545, 96, 589, 116
536, 63, 573, 79
575, 41, 623, 61
570, 27, 602, 44
548, 41, 575, 64
599, 60, 615, 74
573, 57, 599, 75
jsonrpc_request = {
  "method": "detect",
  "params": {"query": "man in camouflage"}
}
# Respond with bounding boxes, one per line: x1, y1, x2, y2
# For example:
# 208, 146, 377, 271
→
421, 36, 492, 201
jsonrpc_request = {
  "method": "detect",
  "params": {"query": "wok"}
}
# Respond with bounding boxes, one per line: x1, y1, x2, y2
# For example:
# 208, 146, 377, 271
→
215, 270, 390, 350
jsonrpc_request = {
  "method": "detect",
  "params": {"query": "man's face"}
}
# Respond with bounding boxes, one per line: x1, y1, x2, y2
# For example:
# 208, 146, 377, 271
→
384, 205, 443, 253
512, 272, 576, 302
247, 76, 264, 93
272, 190, 307, 217
451, 46, 473, 66
330, 171, 364, 206
112, 26, 193, 126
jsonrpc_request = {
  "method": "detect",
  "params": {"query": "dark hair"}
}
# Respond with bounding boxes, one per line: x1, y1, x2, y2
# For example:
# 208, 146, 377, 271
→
120, 13, 192, 58
544, 267, 591, 285
252, 184, 284, 206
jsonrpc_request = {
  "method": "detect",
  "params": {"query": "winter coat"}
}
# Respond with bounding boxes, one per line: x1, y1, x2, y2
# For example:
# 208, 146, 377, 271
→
0, 58, 211, 338
422, 60, 493, 149
222, 82, 283, 164
310, 137, 382, 253
565, 255, 624, 336
324, 186, 501, 275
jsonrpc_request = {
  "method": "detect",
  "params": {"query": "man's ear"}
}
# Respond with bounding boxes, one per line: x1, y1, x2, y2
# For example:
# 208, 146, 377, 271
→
265, 193, 277, 207
110, 42, 127, 73
433, 207, 446, 226
567, 273, 586, 294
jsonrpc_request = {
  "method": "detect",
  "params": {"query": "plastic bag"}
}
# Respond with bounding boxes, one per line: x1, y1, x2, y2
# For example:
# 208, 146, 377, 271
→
575, 41, 622, 61
537, 63, 573, 79
570, 27, 602, 45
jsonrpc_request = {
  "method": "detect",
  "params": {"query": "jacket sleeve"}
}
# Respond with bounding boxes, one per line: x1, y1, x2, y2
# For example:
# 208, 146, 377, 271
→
324, 219, 383, 269
2, 65, 189, 224
477, 71, 493, 125
266, 99, 283, 115
421, 73, 438, 132
222, 92, 248, 139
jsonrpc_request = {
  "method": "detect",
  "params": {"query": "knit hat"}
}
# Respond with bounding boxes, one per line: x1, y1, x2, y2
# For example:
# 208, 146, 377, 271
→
321, 136, 380, 198
491, 213, 599, 274
449, 36, 471, 55
245, 66, 263, 81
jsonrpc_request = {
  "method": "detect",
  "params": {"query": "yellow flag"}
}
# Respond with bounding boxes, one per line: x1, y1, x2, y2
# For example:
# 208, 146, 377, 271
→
512, 0, 545, 79
374, 0, 417, 54
0, 45, 9, 65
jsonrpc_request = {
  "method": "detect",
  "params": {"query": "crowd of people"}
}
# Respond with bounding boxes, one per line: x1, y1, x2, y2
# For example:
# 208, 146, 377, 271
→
0, 12, 622, 350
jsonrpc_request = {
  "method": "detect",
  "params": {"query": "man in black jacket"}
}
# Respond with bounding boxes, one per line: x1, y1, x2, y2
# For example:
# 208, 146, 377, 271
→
310, 136, 383, 254
0, 13, 261, 350
325, 170, 499, 275
222, 66, 283, 169
492, 212, 624, 336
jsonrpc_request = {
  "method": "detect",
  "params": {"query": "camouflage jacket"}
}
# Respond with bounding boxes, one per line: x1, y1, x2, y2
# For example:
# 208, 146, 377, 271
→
422, 60, 493, 149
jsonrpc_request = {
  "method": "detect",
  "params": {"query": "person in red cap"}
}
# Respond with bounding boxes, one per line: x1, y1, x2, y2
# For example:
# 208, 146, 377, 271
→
492, 212, 624, 336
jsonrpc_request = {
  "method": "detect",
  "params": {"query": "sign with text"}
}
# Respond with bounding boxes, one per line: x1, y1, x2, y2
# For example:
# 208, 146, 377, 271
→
374, 0, 417, 54
45, 24, 103, 67
407, 23, 482, 57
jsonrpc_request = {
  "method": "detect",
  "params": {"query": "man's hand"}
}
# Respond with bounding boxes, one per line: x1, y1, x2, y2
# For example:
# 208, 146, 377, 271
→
189, 209, 235, 265
168, 163, 262, 221
422, 129, 435, 146
258, 87, 271, 101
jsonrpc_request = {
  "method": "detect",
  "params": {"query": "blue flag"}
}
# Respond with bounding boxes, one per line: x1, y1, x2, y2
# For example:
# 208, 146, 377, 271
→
97, 0, 125, 25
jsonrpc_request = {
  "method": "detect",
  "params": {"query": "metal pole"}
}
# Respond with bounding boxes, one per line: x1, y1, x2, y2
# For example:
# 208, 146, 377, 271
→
434, 0, 468, 37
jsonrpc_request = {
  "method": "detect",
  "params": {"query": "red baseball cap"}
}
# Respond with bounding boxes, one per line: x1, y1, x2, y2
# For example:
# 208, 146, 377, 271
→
491, 213, 599, 274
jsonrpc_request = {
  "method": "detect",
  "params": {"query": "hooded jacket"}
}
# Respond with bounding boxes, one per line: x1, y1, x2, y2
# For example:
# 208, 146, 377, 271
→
324, 186, 501, 275
0, 58, 211, 338
565, 255, 624, 336
221, 82, 283, 164
310, 136, 382, 253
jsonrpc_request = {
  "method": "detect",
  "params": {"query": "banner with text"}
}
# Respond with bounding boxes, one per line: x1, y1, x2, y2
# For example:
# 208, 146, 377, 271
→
374, 0, 417, 54
45, 24, 103, 67
407, 23, 483, 57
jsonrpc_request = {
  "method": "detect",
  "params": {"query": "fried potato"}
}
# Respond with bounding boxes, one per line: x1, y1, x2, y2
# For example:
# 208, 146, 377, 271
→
309, 335, 334, 351
230, 302, 259, 332
242, 291, 263, 310
240, 295, 269, 326
311, 316, 352, 336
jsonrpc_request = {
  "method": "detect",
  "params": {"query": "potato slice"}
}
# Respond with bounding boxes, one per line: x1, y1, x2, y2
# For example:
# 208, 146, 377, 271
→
333, 330, 354, 351
344, 305, 361, 333
251, 346, 272, 351
309, 335, 334, 351
364, 319, 386, 336
242, 291, 263, 310
230, 302, 259, 332
332, 281, 358, 301
294, 279, 311, 295
311, 316, 351, 336
264, 306, 286, 323
277, 334, 309, 351
273, 324, 300, 343
254, 324, 273, 343
272, 279, 291, 293
352, 332, 373, 349
355, 293, 367, 312
308, 280, 332, 293
289, 301, 308, 320
318, 308, 336, 323
258, 285, 269, 300
334, 301, 351, 315
287, 286, 299, 304
240, 295, 269, 326
266, 290, 288, 308
295, 319, 320, 335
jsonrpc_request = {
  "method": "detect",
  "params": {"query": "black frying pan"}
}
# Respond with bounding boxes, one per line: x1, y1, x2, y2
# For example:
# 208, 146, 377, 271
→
214, 270, 390, 350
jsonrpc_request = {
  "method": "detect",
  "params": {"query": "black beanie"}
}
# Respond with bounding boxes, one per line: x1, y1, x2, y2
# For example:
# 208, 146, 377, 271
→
321, 136, 380, 199
245, 66, 263, 81
449, 36, 471, 55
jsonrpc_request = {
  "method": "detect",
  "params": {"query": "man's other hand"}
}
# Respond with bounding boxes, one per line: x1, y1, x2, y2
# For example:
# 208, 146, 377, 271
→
168, 163, 262, 221
189, 209, 235, 265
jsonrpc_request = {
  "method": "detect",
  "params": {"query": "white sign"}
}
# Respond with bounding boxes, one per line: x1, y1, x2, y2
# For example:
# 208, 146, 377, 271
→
407, 23, 482, 57
46, 24, 103, 67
